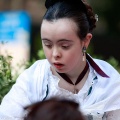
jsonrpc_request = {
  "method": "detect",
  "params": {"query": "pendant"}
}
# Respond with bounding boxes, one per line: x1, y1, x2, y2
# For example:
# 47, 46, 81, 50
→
73, 85, 78, 94
73, 89, 78, 94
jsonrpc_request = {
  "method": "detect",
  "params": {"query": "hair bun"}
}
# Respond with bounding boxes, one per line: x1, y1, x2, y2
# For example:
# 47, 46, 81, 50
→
45, 0, 57, 9
45, 0, 85, 9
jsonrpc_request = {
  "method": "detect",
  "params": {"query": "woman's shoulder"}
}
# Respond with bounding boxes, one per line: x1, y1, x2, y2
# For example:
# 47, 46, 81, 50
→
29, 59, 49, 68
94, 58, 116, 70
17, 59, 50, 81
26, 59, 50, 72
93, 58, 119, 78
87, 54, 119, 77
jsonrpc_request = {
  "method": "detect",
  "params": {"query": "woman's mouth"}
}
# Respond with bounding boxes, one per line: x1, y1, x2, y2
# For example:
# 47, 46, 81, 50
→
53, 63, 64, 69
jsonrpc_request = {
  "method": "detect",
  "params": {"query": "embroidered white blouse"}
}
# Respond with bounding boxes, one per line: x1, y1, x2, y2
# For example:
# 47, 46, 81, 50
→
0, 55, 120, 120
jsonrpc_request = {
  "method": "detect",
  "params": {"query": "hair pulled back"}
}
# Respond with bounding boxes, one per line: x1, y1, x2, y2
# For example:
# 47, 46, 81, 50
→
43, 0, 96, 40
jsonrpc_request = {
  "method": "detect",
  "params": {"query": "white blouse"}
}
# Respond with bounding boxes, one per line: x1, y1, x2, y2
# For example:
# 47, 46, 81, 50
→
0, 55, 120, 120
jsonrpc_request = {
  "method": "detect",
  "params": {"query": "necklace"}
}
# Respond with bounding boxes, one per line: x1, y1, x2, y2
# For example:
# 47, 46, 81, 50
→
57, 62, 89, 94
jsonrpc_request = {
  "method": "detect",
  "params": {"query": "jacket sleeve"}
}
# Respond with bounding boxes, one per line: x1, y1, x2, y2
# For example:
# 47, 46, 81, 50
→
0, 61, 41, 120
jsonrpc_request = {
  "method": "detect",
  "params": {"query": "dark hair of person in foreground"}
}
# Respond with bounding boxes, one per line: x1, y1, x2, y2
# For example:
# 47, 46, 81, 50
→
24, 97, 86, 120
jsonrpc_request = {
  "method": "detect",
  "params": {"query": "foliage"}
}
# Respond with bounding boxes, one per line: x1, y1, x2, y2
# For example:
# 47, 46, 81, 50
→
25, 48, 46, 68
107, 57, 120, 73
0, 55, 15, 103
37, 48, 46, 60
0, 47, 46, 103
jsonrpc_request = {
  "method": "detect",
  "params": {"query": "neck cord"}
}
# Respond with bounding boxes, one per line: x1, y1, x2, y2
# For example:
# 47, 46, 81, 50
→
57, 62, 89, 85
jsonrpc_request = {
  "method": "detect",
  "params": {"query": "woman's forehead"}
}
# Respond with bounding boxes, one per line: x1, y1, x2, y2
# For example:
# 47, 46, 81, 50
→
41, 19, 78, 35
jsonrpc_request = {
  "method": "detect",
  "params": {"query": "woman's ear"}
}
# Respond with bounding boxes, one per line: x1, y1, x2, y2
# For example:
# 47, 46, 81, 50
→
83, 33, 92, 48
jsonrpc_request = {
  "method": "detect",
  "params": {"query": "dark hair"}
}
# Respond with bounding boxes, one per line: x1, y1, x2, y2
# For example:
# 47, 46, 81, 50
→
43, 0, 96, 40
24, 97, 85, 120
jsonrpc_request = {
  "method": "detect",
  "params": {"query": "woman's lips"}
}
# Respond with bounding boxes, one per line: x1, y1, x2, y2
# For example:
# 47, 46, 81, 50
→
53, 63, 64, 69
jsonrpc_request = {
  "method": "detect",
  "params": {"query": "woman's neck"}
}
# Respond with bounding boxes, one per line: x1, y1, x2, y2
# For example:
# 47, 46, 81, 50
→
65, 61, 87, 83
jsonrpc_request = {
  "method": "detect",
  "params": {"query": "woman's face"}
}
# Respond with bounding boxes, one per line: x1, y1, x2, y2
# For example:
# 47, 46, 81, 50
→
41, 18, 88, 75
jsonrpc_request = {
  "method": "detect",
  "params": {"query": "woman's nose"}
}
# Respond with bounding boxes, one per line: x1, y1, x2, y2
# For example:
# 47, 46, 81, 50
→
52, 47, 61, 59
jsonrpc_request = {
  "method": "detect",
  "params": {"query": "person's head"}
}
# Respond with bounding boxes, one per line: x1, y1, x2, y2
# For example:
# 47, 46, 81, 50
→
24, 97, 86, 120
41, 0, 96, 74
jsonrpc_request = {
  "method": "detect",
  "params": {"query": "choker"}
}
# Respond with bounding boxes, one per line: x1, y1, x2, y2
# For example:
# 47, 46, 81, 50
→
57, 62, 89, 94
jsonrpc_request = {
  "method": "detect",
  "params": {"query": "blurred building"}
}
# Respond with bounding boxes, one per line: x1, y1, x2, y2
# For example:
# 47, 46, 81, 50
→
0, 0, 46, 60
0, 0, 46, 25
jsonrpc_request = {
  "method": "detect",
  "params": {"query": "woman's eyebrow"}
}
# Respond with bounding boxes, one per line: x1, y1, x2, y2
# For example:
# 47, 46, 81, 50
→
41, 38, 50, 41
57, 39, 73, 43
41, 38, 73, 43
41, 39, 52, 43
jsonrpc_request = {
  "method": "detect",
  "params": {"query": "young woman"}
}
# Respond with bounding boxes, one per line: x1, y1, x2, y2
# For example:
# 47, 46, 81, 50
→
0, 0, 120, 120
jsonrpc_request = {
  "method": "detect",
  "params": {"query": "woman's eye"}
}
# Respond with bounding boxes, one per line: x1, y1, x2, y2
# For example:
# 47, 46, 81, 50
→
62, 45, 70, 49
44, 44, 52, 48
